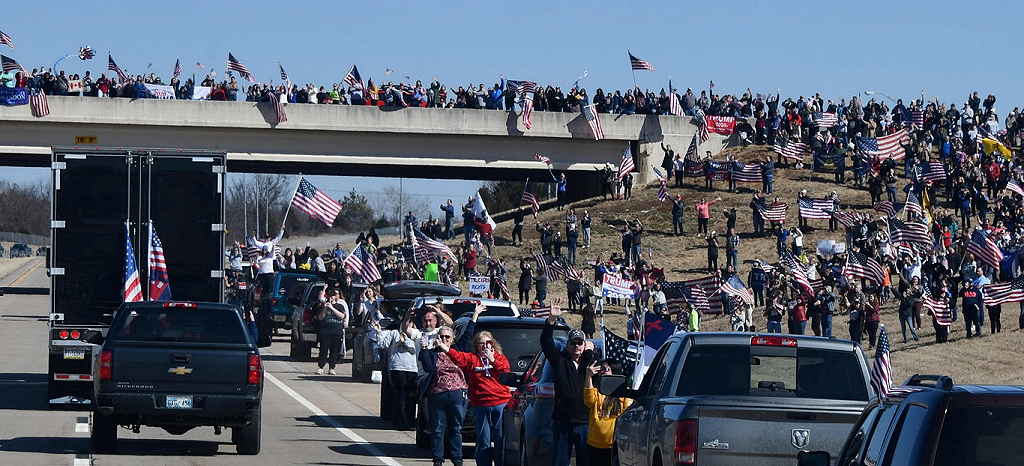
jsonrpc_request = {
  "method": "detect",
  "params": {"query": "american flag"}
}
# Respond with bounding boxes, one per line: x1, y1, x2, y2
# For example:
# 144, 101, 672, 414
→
755, 259, 777, 273
534, 153, 552, 166
922, 285, 951, 327
844, 250, 886, 284
719, 275, 754, 305
873, 201, 898, 217
172, 58, 182, 78
798, 197, 834, 220
196, 62, 205, 69
696, 108, 710, 143
0, 30, 12, 50
290, 178, 343, 227
506, 80, 537, 95
148, 223, 171, 301
905, 191, 923, 217
781, 250, 814, 296
344, 244, 381, 283
533, 253, 552, 279
1006, 179, 1024, 198
857, 128, 910, 160
123, 225, 143, 303
343, 64, 363, 87
663, 281, 701, 315
1, 54, 23, 72
910, 109, 925, 128
730, 162, 763, 183
669, 91, 683, 116
831, 211, 857, 228
279, 63, 291, 90
887, 218, 932, 248
268, 90, 288, 124
918, 161, 946, 182
521, 180, 540, 217
78, 46, 95, 60
494, 276, 510, 300
628, 52, 654, 71
522, 98, 533, 130
773, 136, 807, 161
983, 275, 1024, 307
30, 89, 49, 118
582, 104, 604, 140
756, 203, 788, 222
550, 258, 583, 281
226, 52, 255, 82
652, 166, 668, 202
967, 229, 1004, 270
531, 306, 551, 318
413, 227, 456, 263
869, 325, 892, 399
683, 275, 723, 313
107, 54, 128, 82
685, 134, 699, 160
617, 146, 635, 182
812, 112, 838, 129
602, 327, 639, 378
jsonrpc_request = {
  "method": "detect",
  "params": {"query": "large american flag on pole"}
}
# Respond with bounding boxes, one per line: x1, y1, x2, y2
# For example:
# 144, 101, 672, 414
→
755, 203, 788, 222
148, 223, 172, 301
869, 325, 892, 399
798, 197, 834, 219
533, 253, 552, 279
0, 54, 23, 73
873, 201, 899, 217
857, 128, 910, 160
107, 54, 128, 82
695, 108, 710, 143
173, 58, 182, 78
0, 30, 13, 50
290, 178, 343, 227
344, 244, 381, 283
617, 146, 635, 182
123, 225, 143, 303
685, 134, 699, 160
887, 218, 932, 248
413, 227, 456, 263
669, 91, 683, 116
506, 80, 537, 95
719, 275, 754, 305
534, 153, 552, 167
984, 275, 1024, 307
904, 191, 923, 217
844, 250, 886, 284
343, 64, 363, 87
628, 52, 654, 71
582, 104, 604, 140
226, 52, 255, 82
781, 250, 814, 296
773, 136, 807, 161
967, 229, 1004, 270
662, 281, 710, 316
602, 328, 639, 379
521, 179, 540, 216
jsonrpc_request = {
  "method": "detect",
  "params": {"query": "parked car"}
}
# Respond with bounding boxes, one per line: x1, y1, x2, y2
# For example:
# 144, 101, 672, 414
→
499, 336, 605, 466
0, 243, 5, 258
288, 281, 327, 361
410, 296, 520, 320
10, 243, 31, 258
797, 374, 1024, 466
415, 315, 572, 448
254, 269, 319, 333
36, 245, 49, 256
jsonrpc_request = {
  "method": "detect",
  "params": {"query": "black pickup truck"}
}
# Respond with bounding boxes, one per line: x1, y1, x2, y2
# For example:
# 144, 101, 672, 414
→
92, 301, 265, 455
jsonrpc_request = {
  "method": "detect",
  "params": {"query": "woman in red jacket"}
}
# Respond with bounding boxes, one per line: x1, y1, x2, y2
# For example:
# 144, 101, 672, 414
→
436, 331, 511, 466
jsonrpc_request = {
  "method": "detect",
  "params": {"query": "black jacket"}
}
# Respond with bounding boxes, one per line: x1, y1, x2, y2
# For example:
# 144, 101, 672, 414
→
540, 321, 595, 424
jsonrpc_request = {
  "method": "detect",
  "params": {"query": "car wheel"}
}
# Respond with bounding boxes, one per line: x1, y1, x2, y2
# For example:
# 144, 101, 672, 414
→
235, 407, 261, 455
91, 412, 117, 453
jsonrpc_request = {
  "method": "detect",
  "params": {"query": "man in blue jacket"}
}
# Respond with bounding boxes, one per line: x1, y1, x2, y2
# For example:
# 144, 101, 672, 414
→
440, 199, 456, 240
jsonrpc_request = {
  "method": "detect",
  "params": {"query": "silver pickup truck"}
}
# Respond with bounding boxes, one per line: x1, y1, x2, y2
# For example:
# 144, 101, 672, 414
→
600, 333, 873, 466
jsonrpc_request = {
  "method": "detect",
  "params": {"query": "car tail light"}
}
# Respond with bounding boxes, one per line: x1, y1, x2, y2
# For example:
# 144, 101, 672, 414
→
254, 287, 263, 302
271, 298, 279, 306
535, 383, 556, 398
238, 282, 248, 290
674, 419, 697, 465
70, 330, 81, 339
302, 308, 311, 324
59, 330, 69, 339
247, 354, 262, 384
98, 350, 113, 380
750, 335, 797, 347
163, 302, 197, 308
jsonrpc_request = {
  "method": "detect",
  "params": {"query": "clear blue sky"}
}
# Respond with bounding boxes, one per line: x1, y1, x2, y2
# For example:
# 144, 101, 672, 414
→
3, 0, 1023, 212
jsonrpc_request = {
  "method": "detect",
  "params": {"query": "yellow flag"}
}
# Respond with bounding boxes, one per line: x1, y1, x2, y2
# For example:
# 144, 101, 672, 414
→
982, 138, 1012, 160
922, 189, 933, 224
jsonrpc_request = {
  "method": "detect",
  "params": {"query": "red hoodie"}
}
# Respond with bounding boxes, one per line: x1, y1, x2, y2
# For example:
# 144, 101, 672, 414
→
446, 348, 512, 407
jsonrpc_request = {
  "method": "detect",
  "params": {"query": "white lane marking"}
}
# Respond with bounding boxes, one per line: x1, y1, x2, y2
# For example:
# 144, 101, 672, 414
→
264, 372, 403, 466
74, 454, 91, 466
75, 416, 90, 433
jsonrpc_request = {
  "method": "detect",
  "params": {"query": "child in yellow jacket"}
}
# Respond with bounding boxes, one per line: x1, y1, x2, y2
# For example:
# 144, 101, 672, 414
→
583, 359, 631, 466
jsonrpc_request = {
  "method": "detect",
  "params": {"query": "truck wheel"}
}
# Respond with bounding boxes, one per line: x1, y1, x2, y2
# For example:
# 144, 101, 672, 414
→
235, 407, 261, 455
91, 412, 117, 453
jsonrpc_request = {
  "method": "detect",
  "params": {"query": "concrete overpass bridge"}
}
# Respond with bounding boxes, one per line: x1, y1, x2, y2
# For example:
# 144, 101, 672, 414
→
0, 96, 729, 199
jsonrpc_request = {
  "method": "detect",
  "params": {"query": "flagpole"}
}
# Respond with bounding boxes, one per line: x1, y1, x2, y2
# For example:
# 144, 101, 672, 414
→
280, 174, 303, 231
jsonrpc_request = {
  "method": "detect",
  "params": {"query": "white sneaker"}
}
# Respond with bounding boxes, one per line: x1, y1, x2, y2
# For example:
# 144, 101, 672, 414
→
315, 368, 324, 375
328, 369, 337, 375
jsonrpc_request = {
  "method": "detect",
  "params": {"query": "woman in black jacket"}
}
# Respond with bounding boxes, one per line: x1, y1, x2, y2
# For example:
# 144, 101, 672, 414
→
518, 258, 532, 305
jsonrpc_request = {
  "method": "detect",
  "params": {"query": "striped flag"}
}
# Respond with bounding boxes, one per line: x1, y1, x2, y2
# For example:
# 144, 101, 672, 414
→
148, 223, 172, 301
628, 52, 654, 71
413, 227, 456, 263
844, 250, 886, 284
279, 63, 292, 90
245, 237, 280, 261
983, 275, 1024, 307
663, 281, 700, 315
781, 250, 814, 297
0, 30, 12, 50
531, 306, 551, 318
107, 54, 128, 82
343, 64, 362, 87
550, 258, 583, 281
755, 203, 788, 222
29, 89, 49, 117
652, 166, 668, 202
967, 229, 1004, 270
494, 276, 511, 300
582, 104, 604, 140
887, 218, 931, 248
522, 98, 533, 130
831, 211, 857, 228
905, 191, 923, 217
685, 134, 699, 159
617, 146, 635, 182
669, 91, 683, 116
918, 161, 946, 182
923, 285, 951, 327
534, 153, 552, 166
856, 128, 910, 160
869, 325, 892, 399
533, 253, 553, 279
910, 110, 925, 128
173, 58, 182, 78
506, 80, 537, 95
344, 244, 381, 283
1, 54, 23, 73
812, 112, 838, 129
798, 197, 834, 220
773, 135, 807, 161
719, 275, 754, 305
123, 225, 143, 303
226, 52, 255, 82
695, 108, 710, 143
79, 46, 95, 60
682, 275, 723, 314
290, 178, 343, 227
873, 201, 898, 217
1006, 179, 1024, 198
521, 180, 540, 217
268, 91, 288, 124
196, 62, 205, 69
730, 162, 763, 183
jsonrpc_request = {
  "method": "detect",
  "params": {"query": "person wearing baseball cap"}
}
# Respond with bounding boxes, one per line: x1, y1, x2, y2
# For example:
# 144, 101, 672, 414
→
541, 301, 596, 466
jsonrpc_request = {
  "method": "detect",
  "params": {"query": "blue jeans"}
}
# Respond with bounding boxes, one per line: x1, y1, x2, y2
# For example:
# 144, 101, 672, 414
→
767, 320, 782, 333
553, 420, 589, 466
428, 390, 468, 463
763, 174, 773, 194
473, 404, 505, 466
821, 314, 833, 337
794, 320, 806, 335
727, 250, 738, 271
901, 315, 919, 342
673, 215, 684, 235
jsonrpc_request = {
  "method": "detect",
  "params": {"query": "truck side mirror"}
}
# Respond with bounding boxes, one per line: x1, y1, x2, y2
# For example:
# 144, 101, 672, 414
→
796, 450, 830, 466
499, 372, 521, 387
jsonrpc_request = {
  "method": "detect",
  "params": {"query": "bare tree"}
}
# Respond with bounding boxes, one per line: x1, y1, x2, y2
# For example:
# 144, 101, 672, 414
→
371, 185, 430, 225
225, 174, 290, 241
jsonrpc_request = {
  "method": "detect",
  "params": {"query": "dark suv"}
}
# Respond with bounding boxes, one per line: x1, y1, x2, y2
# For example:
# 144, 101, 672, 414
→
10, 243, 31, 258
797, 374, 1024, 466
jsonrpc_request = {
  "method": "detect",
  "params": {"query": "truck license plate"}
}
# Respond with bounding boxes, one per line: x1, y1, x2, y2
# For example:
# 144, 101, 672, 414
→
273, 315, 287, 322
63, 349, 86, 360
165, 395, 193, 409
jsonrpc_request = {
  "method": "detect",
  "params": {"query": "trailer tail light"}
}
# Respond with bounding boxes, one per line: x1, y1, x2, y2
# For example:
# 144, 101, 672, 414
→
750, 336, 798, 347
70, 330, 81, 339
59, 330, 69, 339
98, 350, 113, 380
163, 302, 197, 308
674, 419, 697, 465
247, 354, 262, 384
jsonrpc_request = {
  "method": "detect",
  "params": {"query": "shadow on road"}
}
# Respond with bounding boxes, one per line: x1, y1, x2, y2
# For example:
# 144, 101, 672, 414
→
0, 373, 49, 411
0, 435, 90, 453
100, 438, 224, 456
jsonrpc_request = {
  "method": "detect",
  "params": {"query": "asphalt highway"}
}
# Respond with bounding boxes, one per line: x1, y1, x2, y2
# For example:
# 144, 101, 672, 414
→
0, 259, 438, 466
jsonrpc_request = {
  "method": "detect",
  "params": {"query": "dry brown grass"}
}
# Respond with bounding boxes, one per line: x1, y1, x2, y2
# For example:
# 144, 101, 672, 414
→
447, 145, 1024, 386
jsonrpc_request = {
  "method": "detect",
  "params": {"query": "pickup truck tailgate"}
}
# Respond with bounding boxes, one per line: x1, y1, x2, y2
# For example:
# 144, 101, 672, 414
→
693, 399, 864, 465
111, 346, 250, 394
